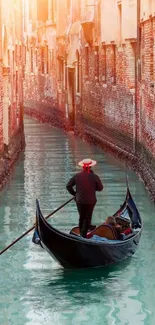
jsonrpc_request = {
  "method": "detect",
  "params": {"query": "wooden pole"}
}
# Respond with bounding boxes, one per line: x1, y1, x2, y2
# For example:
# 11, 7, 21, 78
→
0, 197, 74, 255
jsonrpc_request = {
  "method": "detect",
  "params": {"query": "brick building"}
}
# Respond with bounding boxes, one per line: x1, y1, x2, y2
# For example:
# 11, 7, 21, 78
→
24, 0, 155, 198
0, 0, 24, 188
23, 0, 61, 127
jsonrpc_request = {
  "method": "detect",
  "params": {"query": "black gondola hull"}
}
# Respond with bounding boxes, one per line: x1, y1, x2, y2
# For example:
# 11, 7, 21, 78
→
37, 213, 142, 269
35, 188, 143, 269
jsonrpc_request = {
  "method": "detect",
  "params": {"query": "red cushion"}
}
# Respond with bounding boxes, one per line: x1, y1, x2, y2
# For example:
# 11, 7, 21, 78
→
123, 228, 132, 235
86, 232, 93, 239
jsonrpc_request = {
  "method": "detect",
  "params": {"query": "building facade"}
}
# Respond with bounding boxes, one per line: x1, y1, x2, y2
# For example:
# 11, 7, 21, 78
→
23, 0, 61, 127
24, 0, 155, 197
0, 0, 24, 188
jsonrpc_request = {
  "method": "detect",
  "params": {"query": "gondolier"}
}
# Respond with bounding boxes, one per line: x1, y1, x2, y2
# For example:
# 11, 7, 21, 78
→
66, 158, 103, 237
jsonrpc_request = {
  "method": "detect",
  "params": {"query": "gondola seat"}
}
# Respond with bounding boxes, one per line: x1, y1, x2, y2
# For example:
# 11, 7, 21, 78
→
90, 224, 118, 240
70, 224, 118, 240
70, 226, 80, 235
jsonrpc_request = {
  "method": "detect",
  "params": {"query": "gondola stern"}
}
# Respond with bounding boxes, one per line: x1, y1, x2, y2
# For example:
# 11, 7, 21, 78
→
126, 189, 142, 229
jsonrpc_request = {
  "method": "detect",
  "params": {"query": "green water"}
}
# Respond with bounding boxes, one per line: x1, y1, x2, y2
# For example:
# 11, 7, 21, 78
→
0, 117, 155, 325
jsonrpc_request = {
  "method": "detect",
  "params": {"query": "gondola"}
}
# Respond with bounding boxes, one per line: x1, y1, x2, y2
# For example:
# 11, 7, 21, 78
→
33, 186, 143, 269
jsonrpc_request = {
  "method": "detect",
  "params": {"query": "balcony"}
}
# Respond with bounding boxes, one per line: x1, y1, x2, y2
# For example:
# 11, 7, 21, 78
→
81, 3, 95, 45
81, 21, 94, 46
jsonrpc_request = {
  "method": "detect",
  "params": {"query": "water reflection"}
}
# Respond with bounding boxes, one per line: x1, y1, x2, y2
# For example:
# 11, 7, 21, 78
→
23, 256, 151, 325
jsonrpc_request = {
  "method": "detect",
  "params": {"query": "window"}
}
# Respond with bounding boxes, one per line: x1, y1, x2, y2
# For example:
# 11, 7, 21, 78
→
8, 50, 10, 67
52, 49, 54, 68
118, 3, 122, 46
23, 45, 26, 66
150, 18, 154, 88
57, 57, 63, 89
19, 45, 22, 63
15, 44, 18, 66
22, 47, 25, 79
12, 51, 15, 73
101, 45, 106, 83
65, 53, 67, 90
46, 46, 49, 74
112, 44, 116, 85
16, 71, 18, 97
95, 46, 99, 81
35, 49, 38, 68
85, 46, 89, 77
130, 42, 136, 88
41, 47, 45, 74
31, 48, 33, 73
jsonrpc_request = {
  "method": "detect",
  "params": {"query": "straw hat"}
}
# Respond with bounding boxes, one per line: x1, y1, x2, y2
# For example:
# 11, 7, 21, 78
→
78, 158, 97, 167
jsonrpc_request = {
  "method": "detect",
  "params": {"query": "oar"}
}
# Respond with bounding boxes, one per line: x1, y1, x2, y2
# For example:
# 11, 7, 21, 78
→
0, 197, 74, 256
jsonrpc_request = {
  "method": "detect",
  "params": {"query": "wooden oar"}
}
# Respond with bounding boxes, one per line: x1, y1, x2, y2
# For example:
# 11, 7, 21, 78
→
0, 197, 74, 256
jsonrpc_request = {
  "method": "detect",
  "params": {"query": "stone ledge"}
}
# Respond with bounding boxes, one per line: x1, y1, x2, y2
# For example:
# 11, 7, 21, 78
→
24, 106, 74, 132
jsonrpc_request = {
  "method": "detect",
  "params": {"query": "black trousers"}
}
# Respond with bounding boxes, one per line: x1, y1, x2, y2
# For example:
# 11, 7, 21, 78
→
76, 203, 95, 238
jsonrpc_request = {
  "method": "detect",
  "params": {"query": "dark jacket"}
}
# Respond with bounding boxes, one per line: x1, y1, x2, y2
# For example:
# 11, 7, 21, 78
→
66, 170, 103, 204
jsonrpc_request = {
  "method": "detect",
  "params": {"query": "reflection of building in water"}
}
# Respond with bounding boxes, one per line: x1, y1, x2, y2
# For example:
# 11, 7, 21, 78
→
3, 206, 11, 242
23, 119, 78, 220
0, 153, 26, 244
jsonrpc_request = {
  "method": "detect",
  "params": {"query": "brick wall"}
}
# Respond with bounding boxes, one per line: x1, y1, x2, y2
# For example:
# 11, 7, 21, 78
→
140, 18, 155, 155
78, 42, 136, 153
24, 42, 73, 130
24, 69, 69, 130
73, 18, 155, 198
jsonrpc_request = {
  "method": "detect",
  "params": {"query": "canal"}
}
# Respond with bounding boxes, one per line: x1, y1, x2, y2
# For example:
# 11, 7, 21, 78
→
0, 116, 155, 325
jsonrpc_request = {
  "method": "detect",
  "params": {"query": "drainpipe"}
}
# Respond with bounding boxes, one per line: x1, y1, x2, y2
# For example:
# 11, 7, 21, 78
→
134, 0, 141, 153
